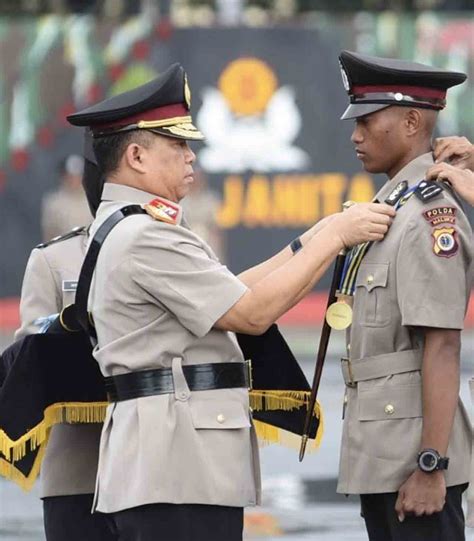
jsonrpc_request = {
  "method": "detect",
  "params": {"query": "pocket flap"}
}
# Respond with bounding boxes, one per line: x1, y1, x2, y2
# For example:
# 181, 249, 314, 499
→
190, 400, 251, 429
358, 384, 422, 421
355, 263, 389, 292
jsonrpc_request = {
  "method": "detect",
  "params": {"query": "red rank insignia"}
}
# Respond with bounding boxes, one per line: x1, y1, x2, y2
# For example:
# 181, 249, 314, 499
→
432, 227, 458, 258
423, 206, 456, 226
143, 197, 180, 225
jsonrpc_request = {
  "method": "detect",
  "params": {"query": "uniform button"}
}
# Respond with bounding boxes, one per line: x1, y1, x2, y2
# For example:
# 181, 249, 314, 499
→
384, 404, 395, 415
367, 274, 374, 284
179, 391, 188, 399
217, 414, 226, 424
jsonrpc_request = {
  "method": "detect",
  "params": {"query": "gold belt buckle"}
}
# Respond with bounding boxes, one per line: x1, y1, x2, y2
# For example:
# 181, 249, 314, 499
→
341, 357, 356, 387
245, 359, 253, 391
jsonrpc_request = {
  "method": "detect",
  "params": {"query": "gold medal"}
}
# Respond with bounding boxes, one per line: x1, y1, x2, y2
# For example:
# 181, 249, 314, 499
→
326, 301, 353, 330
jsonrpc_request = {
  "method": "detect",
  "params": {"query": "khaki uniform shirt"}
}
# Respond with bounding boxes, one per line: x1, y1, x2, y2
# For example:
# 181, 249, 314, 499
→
89, 183, 261, 513
15, 231, 102, 498
41, 187, 92, 242
338, 153, 473, 495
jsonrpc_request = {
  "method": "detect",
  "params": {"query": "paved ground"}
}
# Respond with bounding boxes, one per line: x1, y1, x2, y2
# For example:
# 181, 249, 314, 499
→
0, 327, 472, 539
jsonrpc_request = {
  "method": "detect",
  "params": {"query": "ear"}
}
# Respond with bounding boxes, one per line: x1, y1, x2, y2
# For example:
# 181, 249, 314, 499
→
123, 143, 147, 174
404, 109, 422, 137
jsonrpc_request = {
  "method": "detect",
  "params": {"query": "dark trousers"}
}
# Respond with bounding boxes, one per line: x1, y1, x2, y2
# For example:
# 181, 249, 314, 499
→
43, 494, 117, 541
360, 483, 468, 541
105, 503, 244, 541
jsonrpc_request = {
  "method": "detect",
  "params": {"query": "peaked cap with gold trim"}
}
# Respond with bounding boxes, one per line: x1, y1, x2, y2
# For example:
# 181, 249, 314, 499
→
67, 63, 204, 141
339, 50, 466, 120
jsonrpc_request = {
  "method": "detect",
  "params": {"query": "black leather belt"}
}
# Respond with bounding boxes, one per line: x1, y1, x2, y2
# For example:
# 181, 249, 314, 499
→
105, 362, 251, 402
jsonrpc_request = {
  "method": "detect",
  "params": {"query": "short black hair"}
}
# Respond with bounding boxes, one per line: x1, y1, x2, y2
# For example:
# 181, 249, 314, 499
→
92, 129, 156, 177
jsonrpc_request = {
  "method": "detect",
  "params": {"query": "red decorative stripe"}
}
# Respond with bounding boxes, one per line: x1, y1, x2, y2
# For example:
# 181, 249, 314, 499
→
352, 85, 446, 99
95, 103, 188, 130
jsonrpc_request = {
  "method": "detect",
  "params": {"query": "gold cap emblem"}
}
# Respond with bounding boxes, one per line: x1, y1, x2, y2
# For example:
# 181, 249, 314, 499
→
184, 73, 191, 109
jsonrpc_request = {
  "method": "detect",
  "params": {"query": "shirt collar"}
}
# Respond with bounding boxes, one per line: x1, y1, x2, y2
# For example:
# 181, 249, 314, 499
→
101, 183, 184, 225
376, 152, 434, 203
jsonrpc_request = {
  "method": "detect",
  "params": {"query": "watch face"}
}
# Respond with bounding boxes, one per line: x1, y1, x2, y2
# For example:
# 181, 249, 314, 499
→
420, 451, 438, 471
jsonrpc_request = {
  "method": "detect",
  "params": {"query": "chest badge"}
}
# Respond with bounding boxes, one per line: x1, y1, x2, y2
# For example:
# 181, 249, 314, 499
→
384, 180, 408, 206
432, 227, 458, 258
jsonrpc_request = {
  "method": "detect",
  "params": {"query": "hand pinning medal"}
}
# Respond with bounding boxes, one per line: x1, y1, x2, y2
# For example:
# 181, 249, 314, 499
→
325, 200, 355, 331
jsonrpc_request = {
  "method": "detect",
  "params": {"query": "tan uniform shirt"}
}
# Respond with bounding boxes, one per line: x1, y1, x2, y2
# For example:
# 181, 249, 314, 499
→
338, 153, 473, 495
89, 183, 261, 514
15, 231, 102, 498
41, 187, 92, 242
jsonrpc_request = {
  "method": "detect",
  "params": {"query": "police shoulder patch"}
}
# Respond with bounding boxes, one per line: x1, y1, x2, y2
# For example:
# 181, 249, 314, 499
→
423, 206, 456, 226
36, 226, 87, 249
143, 197, 180, 225
432, 226, 459, 258
414, 180, 443, 203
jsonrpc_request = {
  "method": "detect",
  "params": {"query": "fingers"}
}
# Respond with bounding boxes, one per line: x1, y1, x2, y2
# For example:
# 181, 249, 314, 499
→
369, 203, 397, 217
433, 136, 471, 165
426, 163, 453, 182
372, 222, 389, 234
395, 491, 405, 523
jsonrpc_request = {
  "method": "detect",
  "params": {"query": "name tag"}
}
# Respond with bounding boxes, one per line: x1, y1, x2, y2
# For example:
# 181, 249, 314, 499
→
62, 280, 78, 292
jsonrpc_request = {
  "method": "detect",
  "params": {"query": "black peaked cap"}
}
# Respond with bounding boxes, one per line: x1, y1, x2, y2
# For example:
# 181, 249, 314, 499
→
68, 64, 185, 126
339, 50, 467, 120
67, 63, 203, 141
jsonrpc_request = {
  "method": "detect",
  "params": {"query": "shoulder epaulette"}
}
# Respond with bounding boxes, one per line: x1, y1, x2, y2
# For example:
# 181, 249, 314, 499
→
414, 180, 444, 204
36, 226, 87, 249
143, 197, 180, 225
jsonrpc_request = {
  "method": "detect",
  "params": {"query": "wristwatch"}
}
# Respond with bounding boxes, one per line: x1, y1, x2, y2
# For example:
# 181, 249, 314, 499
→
417, 448, 449, 473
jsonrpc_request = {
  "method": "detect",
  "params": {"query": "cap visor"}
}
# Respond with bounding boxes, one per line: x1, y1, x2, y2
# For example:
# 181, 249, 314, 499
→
341, 103, 390, 120
150, 123, 205, 141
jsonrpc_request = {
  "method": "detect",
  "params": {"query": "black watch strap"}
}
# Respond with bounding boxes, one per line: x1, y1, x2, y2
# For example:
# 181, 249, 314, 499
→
438, 456, 450, 470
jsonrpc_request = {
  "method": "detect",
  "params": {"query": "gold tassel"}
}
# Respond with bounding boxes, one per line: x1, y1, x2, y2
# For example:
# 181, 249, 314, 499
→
249, 390, 324, 452
0, 441, 48, 492
0, 391, 323, 488
0, 402, 108, 463
249, 390, 318, 412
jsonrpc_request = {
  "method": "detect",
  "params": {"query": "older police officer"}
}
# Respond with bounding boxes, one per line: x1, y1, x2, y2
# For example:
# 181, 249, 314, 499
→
67, 63, 395, 541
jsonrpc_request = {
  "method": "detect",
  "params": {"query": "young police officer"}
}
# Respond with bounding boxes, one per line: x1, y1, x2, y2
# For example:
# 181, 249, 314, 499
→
337, 50, 472, 541
14, 136, 113, 541
66, 63, 395, 541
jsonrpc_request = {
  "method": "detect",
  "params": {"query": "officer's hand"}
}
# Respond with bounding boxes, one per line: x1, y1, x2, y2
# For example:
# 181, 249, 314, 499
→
426, 162, 474, 207
395, 470, 446, 522
433, 136, 474, 170
332, 203, 395, 248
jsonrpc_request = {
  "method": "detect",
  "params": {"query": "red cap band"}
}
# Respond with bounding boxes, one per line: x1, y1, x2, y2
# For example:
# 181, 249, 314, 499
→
95, 103, 188, 131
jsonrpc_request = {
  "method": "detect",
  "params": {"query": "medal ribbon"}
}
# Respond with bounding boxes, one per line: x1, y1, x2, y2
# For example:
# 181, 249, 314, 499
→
338, 184, 418, 296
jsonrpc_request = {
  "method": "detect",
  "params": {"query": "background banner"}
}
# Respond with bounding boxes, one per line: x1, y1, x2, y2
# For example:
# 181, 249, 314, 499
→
0, 15, 473, 298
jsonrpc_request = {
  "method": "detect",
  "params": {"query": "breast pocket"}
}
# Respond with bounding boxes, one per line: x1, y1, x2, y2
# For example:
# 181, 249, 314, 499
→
354, 263, 391, 328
